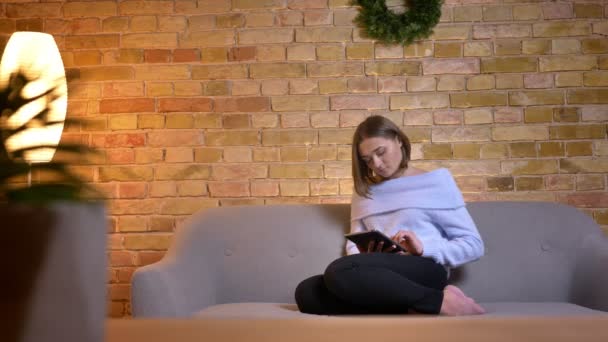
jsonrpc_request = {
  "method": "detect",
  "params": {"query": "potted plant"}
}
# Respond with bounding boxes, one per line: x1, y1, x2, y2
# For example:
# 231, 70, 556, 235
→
0, 69, 107, 342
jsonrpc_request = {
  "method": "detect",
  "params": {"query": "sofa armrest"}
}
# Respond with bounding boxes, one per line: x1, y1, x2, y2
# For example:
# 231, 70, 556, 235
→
131, 257, 220, 317
570, 234, 608, 312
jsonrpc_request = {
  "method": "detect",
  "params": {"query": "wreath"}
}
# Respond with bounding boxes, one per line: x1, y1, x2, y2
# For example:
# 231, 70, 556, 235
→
352, 0, 443, 45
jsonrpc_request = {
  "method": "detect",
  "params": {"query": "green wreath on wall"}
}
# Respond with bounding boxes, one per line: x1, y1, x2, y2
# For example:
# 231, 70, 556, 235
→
352, 0, 444, 46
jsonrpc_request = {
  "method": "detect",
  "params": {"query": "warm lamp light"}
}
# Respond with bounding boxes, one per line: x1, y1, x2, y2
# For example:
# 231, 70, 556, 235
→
0, 31, 67, 163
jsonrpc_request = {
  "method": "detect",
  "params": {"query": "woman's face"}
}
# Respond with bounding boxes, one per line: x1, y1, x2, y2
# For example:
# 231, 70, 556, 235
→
358, 135, 404, 180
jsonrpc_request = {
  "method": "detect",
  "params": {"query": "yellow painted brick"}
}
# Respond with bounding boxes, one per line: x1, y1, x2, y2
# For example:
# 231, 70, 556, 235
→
509, 91, 564, 106
99, 166, 153, 182
467, 75, 495, 90
407, 77, 436, 92
538, 142, 564, 157
155, 165, 211, 180
481, 57, 537, 73
492, 126, 549, 141
135, 149, 163, 164
483, 6, 513, 21
109, 115, 137, 130
206, 131, 259, 146
522, 40, 551, 55
223, 147, 252, 162
431, 127, 489, 143
177, 180, 208, 197
317, 45, 344, 61
391, 94, 449, 109
174, 82, 202, 96
464, 41, 493, 57
454, 6, 482, 22
159, 16, 187, 32
366, 62, 420, 76
159, 198, 218, 215
135, 65, 189, 80
165, 147, 194, 163
201, 47, 228, 63
403, 41, 433, 58
310, 179, 339, 196
560, 159, 608, 173
263, 130, 317, 145
510, 142, 537, 158
533, 22, 591, 37
281, 147, 308, 162
208, 182, 250, 197
450, 93, 507, 108
295, 27, 352, 43
166, 114, 194, 129
253, 147, 280, 162
147, 82, 173, 96
309, 146, 337, 161
308, 63, 364, 77
131, 16, 157, 32
582, 39, 608, 54
217, 13, 245, 28
180, 30, 234, 47
502, 160, 558, 175
552, 39, 581, 54
549, 125, 606, 139
205, 81, 230, 96
539, 56, 597, 72
437, 76, 465, 91
82, 117, 107, 131
250, 64, 305, 78
555, 72, 583, 87
464, 109, 493, 124
252, 114, 279, 128
194, 113, 222, 128
583, 72, 608, 87
149, 181, 176, 198
566, 142, 593, 157
553, 107, 579, 122
495, 40, 521, 55
434, 43, 462, 58
280, 180, 309, 196
319, 79, 348, 94
269, 164, 323, 178
287, 45, 316, 61
429, 25, 470, 40
124, 234, 172, 250
194, 147, 223, 163
513, 5, 541, 20
453, 144, 481, 159
515, 177, 544, 191
524, 107, 553, 123
319, 129, 355, 144
423, 144, 452, 160
192, 65, 248, 79
481, 143, 508, 159
346, 44, 374, 60
271, 96, 328, 111
221, 114, 252, 129
568, 89, 608, 104
577, 175, 605, 191
487, 177, 514, 192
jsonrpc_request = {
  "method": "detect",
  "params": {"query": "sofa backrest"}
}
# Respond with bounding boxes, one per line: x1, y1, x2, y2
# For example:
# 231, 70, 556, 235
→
168, 201, 602, 305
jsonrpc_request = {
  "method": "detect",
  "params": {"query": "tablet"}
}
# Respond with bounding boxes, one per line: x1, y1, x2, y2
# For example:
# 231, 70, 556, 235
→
345, 230, 407, 253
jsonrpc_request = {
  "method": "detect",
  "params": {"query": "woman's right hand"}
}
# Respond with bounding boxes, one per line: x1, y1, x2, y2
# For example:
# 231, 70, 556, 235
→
356, 240, 400, 253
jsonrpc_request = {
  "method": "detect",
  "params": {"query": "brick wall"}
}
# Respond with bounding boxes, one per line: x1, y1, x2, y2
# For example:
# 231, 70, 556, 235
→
1, 0, 607, 317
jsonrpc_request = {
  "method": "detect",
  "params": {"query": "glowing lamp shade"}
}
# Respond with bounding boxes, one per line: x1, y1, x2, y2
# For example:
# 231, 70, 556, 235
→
0, 32, 67, 163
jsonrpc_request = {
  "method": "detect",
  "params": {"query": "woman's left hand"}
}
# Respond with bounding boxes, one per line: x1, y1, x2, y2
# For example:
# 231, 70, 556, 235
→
392, 230, 424, 256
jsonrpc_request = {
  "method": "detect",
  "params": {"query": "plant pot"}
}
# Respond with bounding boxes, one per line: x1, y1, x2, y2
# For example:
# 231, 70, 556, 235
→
0, 202, 107, 342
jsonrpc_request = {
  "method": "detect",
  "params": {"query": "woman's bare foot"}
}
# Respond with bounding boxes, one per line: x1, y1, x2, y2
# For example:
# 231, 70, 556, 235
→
440, 285, 485, 316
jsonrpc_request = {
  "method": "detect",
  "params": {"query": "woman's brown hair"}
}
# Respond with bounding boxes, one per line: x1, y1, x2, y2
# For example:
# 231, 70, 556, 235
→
351, 115, 411, 198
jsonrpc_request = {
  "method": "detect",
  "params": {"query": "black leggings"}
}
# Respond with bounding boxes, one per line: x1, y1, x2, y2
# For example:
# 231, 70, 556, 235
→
295, 253, 448, 315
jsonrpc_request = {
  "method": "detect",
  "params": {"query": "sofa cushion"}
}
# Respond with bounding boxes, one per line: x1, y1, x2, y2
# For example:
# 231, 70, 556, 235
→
195, 302, 607, 319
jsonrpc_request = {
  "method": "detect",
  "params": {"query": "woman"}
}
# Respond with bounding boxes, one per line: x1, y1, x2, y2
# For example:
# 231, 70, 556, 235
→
295, 115, 485, 316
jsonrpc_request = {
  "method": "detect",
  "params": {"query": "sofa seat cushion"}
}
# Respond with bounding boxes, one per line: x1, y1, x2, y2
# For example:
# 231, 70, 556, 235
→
195, 302, 606, 319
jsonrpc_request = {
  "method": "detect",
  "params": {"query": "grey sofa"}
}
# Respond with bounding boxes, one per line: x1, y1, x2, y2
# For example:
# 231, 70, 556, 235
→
131, 201, 608, 318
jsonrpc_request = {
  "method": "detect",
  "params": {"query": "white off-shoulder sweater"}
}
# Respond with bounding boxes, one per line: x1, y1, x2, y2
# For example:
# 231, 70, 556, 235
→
347, 168, 484, 268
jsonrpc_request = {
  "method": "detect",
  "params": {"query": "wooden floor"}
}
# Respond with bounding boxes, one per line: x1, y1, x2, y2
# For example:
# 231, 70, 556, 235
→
107, 316, 608, 342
